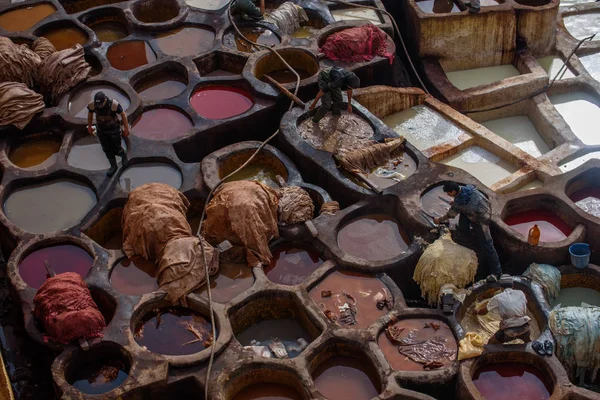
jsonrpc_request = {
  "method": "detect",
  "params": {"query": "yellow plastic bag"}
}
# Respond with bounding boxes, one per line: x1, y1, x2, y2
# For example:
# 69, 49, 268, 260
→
458, 332, 484, 360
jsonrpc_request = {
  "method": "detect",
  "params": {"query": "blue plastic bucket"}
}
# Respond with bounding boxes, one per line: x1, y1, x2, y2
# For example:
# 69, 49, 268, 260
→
569, 243, 590, 269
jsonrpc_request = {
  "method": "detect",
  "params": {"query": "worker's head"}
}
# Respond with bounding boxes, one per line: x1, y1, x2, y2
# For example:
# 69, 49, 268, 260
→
442, 181, 461, 197
347, 75, 360, 90
94, 91, 107, 108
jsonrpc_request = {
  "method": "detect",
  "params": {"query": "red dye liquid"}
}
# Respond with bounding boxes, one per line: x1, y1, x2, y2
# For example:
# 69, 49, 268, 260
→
110, 257, 158, 295
233, 383, 303, 400
190, 86, 253, 120
473, 363, 552, 400
265, 243, 324, 285
313, 356, 380, 400
570, 187, 600, 218
131, 108, 193, 140
504, 210, 572, 242
19, 245, 94, 289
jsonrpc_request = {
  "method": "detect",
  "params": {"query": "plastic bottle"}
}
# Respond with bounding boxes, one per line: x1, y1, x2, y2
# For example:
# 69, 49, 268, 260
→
528, 224, 540, 246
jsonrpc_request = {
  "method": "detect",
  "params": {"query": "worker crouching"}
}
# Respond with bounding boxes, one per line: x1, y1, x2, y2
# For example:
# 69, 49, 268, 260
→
309, 66, 360, 123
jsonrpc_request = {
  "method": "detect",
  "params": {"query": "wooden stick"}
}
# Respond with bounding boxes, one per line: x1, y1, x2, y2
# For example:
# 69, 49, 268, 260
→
43, 260, 56, 278
263, 75, 306, 108
353, 172, 382, 195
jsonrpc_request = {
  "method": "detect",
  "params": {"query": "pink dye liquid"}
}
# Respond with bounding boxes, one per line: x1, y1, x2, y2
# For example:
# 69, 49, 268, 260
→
473, 363, 551, 400
131, 108, 193, 140
110, 257, 158, 295
190, 86, 253, 120
504, 210, 572, 242
313, 356, 380, 400
570, 187, 600, 218
265, 244, 324, 285
19, 245, 94, 289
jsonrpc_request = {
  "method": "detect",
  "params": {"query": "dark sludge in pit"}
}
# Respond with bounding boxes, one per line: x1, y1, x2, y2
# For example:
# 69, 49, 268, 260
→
223, 26, 280, 53
236, 318, 312, 359
134, 307, 214, 356
87, 19, 129, 42
265, 243, 324, 286
312, 355, 380, 400
67, 358, 128, 395
472, 363, 552, 400
233, 383, 303, 400
110, 257, 158, 296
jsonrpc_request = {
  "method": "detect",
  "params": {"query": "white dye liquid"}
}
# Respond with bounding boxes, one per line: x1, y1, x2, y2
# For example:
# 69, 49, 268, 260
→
331, 8, 382, 24
537, 56, 575, 80
441, 146, 517, 186
382, 105, 470, 151
550, 92, 600, 146
416, 0, 460, 13
563, 13, 600, 40
445, 65, 521, 90
67, 136, 126, 171
119, 163, 183, 191
560, 0, 594, 7
559, 151, 600, 172
185, 0, 229, 10
482, 116, 550, 157
580, 52, 600, 82
551, 287, 600, 308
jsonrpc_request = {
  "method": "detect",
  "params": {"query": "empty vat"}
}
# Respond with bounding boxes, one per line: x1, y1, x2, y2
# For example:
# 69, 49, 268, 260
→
331, 8, 382, 24
309, 271, 392, 329
87, 20, 128, 42
42, 26, 88, 50
4, 180, 97, 233
580, 52, 600, 82
383, 105, 469, 151
482, 116, 550, 157
196, 262, 254, 303
563, 13, 600, 41
65, 345, 130, 395
298, 113, 374, 153
265, 243, 324, 285
131, 108, 193, 140
0, 3, 56, 32
106, 41, 156, 71
337, 214, 409, 261
560, 152, 600, 172
110, 257, 158, 295
416, 0, 460, 13
236, 318, 312, 358
537, 56, 575, 80
223, 26, 280, 53
313, 356, 380, 400
137, 73, 187, 100
9, 137, 61, 168
504, 210, 572, 242
68, 84, 130, 119
472, 363, 551, 400
190, 86, 253, 119
550, 92, 600, 146
119, 163, 182, 190
68, 136, 126, 171
185, 0, 229, 9
19, 244, 94, 289
134, 307, 213, 355
570, 187, 600, 218
233, 383, 302, 400
445, 65, 521, 91
440, 146, 517, 187
154, 27, 215, 57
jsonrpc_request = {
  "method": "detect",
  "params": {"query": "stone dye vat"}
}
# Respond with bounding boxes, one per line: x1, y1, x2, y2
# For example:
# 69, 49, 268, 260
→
131, 0, 180, 23
563, 12, 600, 41
560, 151, 600, 172
191, 86, 254, 119
154, 26, 215, 57
236, 318, 312, 358
67, 84, 130, 119
298, 112, 375, 153
185, 0, 230, 10
337, 214, 409, 261
580, 52, 600, 82
8, 137, 61, 169
472, 363, 552, 400
265, 243, 324, 285
569, 187, 600, 218
232, 383, 303, 400
41, 26, 88, 50
84, 207, 124, 250
65, 345, 130, 395
330, 8, 382, 24
312, 356, 380, 399
254, 49, 319, 85
134, 307, 214, 356
0, 3, 56, 32
537, 56, 575, 80
131, 108, 193, 140
119, 163, 183, 190
223, 26, 281, 52
550, 92, 600, 146
87, 20, 129, 42
136, 72, 187, 100
440, 146, 517, 187
110, 257, 158, 295
4, 180, 97, 234
19, 244, 94, 289
482, 116, 550, 157
292, 26, 319, 39
196, 262, 254, 303
221, 163, 280, 187
420, 184, 459, 226
504, 210, 572, 242
445, 65, 521, 90
67, 136, 126, 171
106, 40, 156, 71
215, 147, 290, 188
550, 287, 600, 307
416, 0, 460, 13
309, 271, 392, 329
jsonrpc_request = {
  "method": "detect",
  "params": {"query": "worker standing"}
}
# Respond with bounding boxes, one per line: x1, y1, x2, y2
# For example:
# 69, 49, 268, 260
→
309, 66, 360, 123
87, 91, 129, 177
230, 0, 265, 21
465, 0, 480, 13
434, 182, 502, 280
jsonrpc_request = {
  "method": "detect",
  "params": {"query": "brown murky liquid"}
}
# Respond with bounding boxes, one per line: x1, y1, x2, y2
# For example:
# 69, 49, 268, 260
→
265, 243, 324, 285
233, 383, 302, 400
106, 40, 156, 70
137, 73, 187, 100
0, 4, 56, 32
9, 138, 61, 168
378, 318, 457, 371
313, 356, 380, 400
337, 214, 410, 261
420, 185, 459, 226
196, 262, 254, 303
222, 163, 280, 187
110, 257, 158, 295
261, 69, 312, 84
297, 112, 374, 153
88, 20, 128, 42
345, 155, 418, 191
309, 271, 391, 329
133, 3, 179, 22
154, 27, 215, 57
43, 27, 88, 50
224, 27, 280, 53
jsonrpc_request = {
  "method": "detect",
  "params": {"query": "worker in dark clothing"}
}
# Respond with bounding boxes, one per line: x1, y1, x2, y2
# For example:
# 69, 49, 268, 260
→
309, 66, 360, 123
434, 182, 502, 280
230, 0, 265, 21
87, 91, 129, 177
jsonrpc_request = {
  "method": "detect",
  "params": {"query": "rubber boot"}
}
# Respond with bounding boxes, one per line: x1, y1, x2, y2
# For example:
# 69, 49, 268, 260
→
119, 150, 128, 168
106, 156, 118, 177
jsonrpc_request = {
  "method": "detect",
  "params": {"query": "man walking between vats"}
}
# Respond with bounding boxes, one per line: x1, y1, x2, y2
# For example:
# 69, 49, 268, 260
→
87, 91, 129, 177
434, 182, 502, 280
309, 66, 360, 123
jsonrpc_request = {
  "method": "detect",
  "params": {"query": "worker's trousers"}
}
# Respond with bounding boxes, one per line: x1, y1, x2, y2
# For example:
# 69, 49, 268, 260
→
312, 89, 343, 123
470, 0, 480, 8
459, 214, 502, 277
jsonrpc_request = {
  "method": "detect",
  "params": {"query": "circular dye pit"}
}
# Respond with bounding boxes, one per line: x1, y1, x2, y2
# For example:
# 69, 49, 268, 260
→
132, 0, 180, 23
68, 358, 128, 395
570, 187, 600, 218
42, 26, 88, 50
110, 257, 158, 295
134, 307, 214, 355
119, 163, 183, 190
87, 20, 129, 42
233, 383, 303, 400
68, 84, 130, 119
551, 287, 600, 308
237, 318, 312, 359
107, 41, 156, 71
222, 162, 280, 187
196, 262, 254, 303
313, 356, 380, 400
378, 318, 457, 371
9, 137, 61, 169
255, 49, 319, 84
472, 363, 552, 400
337, 214, 409, 261
19, 244, 94, 289
224, 26, 280, 53
4, 180, 97, 234
154, 27, 215, 57
0, 3, 56, 32
136, 72, 187, 100
309, 271, 392, 329
191, 86, 254, 120
420, 185, 459, 226
298, 112, 374, 153
68, 136, 126, 171
185, 0, 230, 10
292, 26, 320, 39
131, 108, 193, 140
265, 243, 324, 285
504, 210, 573, 242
